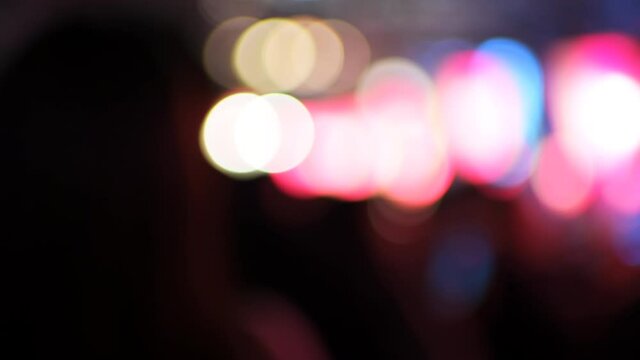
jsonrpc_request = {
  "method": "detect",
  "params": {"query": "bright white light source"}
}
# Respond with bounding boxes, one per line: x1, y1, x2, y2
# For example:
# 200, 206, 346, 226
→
261, 94, 315, 173
200, 93, 261, 176
201, 92, 315, 178
562, 72, 640, 170
234, 96, 281, 170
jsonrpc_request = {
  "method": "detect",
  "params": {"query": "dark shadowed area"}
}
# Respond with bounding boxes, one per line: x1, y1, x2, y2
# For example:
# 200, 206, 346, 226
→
3, 1, 640, 360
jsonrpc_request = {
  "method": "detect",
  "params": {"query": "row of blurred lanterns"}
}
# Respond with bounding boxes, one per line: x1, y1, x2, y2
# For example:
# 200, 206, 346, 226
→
199, 16, 640, 219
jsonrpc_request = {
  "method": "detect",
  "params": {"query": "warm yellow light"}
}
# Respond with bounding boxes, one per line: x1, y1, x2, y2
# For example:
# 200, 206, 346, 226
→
325, 19, 371, 94
263, 19, 316, 92
202, 16, 257, 89
294, 18, 345, 96
233, 18, 316, 93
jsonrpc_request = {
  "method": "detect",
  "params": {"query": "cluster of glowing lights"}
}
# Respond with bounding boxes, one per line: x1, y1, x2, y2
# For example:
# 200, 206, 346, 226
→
203, 16, 370, 96
436, 48, 528, 185
549, 34, 640, 172
357, 58, 452, 208
201, 21, 640, 218
200, 92, 314, 177
272, 58, 454, 209
546, 33, 640, 216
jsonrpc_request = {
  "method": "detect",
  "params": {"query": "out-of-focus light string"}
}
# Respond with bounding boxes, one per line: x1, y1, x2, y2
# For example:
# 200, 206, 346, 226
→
199, 16, 640, 224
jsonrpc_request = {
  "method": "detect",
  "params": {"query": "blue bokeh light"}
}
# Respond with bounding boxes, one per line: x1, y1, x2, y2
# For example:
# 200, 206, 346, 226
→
427, 226, 495, 317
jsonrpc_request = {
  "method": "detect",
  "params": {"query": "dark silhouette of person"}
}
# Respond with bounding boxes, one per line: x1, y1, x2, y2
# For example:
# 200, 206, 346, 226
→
0, 13, 430, 359
0, 16, 243, 359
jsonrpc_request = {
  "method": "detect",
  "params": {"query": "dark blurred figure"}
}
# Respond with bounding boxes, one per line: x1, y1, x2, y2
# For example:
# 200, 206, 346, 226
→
0, 16, 242, 359
0, 13, 428, 360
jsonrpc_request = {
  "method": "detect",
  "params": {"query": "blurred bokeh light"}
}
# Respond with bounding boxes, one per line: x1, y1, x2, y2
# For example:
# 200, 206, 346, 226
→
8, 1, 640, 359
202, 14, 640, 220
193, 10, 640, 356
